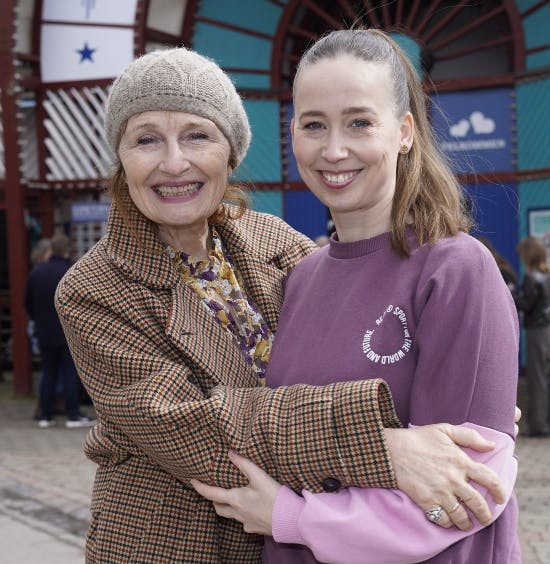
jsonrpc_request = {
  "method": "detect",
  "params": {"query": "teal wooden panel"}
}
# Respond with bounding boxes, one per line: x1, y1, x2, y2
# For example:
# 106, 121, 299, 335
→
197, 0, 282, 35
228, 72, 270, 90
514, 0, 542, 11
234, 100, 281, 182
249, 190, 283, 218
519, 179, 550, 238
522, 3, 550, 70
390, 33, 422, 78
517, 78, 550, 170
527, 50, 550, 70
193, 24, 271, 71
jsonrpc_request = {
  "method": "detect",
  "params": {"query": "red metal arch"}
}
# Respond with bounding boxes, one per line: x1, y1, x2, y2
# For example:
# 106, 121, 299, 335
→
271, 0, 528, 93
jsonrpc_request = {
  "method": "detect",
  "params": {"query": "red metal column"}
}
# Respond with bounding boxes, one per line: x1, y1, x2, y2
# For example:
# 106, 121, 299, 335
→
0, 0, 33, 394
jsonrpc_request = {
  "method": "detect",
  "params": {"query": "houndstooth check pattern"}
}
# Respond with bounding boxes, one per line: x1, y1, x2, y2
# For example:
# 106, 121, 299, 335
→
56, 195, 401, 562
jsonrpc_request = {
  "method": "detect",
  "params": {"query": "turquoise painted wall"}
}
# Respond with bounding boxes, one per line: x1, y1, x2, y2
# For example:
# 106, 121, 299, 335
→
249, 191, 283, 217
517, 78, 550, 170
235, 100, 281, 183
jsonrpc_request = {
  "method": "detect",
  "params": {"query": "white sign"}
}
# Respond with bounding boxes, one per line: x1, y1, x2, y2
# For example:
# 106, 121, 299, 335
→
42, 0, 138, 25
71, 202, 110, 223
41, 24, 134, 82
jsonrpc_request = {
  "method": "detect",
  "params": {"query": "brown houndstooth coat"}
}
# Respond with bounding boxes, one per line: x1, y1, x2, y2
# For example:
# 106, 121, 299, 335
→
56, 196, 401, 563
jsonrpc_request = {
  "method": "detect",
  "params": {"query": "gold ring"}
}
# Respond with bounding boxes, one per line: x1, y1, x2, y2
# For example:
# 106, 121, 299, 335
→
459, 492, 475, 504
447, 501, 461, 514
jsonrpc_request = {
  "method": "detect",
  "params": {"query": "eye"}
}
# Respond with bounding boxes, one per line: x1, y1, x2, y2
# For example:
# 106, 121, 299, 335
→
302, 121, 325, 131
187, 131, 209, 141
136, 135, 156, 146
351, 118, 371, 128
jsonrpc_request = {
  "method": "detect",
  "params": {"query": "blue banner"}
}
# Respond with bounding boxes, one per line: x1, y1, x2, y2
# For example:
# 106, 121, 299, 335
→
430, 88, 515, 174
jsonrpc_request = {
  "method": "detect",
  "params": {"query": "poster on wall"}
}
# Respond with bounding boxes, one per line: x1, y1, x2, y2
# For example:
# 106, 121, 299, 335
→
528, 208, 550, 248
430, 88, 515, 174
40, 0, 137, 83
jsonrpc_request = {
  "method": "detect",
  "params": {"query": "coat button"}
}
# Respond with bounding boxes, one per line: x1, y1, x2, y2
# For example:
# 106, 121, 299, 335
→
321, 477, 342, 492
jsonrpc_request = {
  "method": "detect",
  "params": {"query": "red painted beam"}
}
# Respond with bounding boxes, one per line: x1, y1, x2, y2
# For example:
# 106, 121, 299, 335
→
0, 0, 33, 395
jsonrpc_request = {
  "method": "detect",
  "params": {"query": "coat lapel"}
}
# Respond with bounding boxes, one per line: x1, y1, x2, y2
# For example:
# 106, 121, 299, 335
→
165, 279, 257, 389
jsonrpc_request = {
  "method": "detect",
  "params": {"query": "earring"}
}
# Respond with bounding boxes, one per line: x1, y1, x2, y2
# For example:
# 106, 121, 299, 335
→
399, 144, 410, 154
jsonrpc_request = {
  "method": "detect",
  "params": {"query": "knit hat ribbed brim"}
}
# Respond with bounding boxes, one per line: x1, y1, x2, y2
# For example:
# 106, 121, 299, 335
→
104, 48, 251, 168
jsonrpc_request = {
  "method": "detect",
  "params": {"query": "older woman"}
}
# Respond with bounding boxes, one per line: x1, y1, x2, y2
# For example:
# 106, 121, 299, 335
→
56, 47, 507, 563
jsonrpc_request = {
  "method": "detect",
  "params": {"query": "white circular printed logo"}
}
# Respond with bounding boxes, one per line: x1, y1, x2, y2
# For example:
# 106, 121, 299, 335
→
362, 304, 412, 364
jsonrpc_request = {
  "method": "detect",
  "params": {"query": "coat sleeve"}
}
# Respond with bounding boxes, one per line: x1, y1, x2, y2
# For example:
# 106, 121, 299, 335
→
272, 424, 517, 564
55, 247, 401, 494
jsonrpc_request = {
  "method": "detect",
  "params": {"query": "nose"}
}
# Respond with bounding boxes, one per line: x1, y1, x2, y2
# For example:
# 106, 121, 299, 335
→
322, 131, 349, 162
158, 141, 191, 175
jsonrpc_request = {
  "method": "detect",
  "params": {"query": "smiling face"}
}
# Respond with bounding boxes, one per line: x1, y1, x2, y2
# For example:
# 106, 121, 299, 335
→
118, 111, 231, 252
291, 55, 413, 241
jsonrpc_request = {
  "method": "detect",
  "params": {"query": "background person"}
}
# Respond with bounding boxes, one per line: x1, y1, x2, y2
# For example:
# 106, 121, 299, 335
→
25, 233, 95, 429
56, 47, 508, 563
516, 236, 550, 437
192, 29, 520, 564
477, 236, 518, 294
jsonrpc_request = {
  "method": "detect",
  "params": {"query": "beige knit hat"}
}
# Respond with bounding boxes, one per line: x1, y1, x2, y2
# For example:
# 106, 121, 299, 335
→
104, 47, 251, 168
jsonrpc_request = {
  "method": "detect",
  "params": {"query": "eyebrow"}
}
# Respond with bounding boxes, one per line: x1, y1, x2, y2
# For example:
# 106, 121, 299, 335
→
297, 106, 375, 120
127, 118, 211, 133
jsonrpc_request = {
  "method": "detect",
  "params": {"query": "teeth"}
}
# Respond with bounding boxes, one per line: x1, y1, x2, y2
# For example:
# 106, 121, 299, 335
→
155, 183, 201, 197
322, 171, 356, 184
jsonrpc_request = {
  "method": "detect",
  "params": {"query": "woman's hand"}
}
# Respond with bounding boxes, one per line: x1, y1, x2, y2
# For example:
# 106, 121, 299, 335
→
384, 424, 506, 531
514, 406, 521, 437
191, 450, 281, 535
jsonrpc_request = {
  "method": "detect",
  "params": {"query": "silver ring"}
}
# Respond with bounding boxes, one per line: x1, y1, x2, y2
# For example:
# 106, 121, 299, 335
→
425, 506, 444, 523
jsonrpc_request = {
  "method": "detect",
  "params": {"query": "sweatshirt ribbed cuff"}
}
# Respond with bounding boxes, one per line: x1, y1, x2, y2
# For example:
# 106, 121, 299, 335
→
272, 486, 307, 545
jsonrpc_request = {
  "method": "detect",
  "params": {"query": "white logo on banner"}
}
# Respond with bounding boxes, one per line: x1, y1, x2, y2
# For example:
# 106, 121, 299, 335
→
42, 0, 138, 25
41, 25, 134, 82
40, 0, 138, 82
444, 111, 504, 152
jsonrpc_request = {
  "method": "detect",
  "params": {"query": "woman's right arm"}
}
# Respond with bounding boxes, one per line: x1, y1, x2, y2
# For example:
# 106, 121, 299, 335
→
55, 266, 400, 494
56, 262, 505, 510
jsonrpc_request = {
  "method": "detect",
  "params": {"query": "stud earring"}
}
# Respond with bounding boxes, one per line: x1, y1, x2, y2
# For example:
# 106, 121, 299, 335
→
399, 144, 410, 154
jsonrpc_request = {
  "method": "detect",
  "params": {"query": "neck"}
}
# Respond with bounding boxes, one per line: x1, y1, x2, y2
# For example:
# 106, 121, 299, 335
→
331, 205, 392, 243
158, 222, 211, 260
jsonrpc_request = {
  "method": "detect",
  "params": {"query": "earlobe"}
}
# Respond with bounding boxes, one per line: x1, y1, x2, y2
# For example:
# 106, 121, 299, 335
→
401, 112, 415, 147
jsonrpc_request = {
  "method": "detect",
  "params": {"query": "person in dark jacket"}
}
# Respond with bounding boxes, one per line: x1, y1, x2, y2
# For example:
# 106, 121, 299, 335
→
25, 233, 95, 429
516, 236, 550, 437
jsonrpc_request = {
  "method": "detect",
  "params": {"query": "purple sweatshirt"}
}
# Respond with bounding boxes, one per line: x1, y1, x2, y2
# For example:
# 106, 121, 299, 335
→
263, 231, 520, 563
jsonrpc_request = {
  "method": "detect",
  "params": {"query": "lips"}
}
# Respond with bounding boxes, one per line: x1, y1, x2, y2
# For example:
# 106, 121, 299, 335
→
152, 182, 202, 198
320, 170, 360, 188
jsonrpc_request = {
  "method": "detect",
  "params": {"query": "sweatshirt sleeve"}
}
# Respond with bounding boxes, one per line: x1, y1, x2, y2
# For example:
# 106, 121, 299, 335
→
272, 423, 516, 564
409, 237, 519, 435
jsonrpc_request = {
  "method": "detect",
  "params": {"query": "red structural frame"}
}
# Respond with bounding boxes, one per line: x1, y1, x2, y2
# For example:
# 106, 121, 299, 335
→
2, 1, 550, 393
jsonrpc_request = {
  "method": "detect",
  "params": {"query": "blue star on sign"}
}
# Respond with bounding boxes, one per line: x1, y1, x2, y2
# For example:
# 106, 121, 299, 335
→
77, 42, 96, 63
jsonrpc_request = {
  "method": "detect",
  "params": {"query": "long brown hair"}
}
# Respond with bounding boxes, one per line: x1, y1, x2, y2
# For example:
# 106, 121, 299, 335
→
294, 29, 472, 255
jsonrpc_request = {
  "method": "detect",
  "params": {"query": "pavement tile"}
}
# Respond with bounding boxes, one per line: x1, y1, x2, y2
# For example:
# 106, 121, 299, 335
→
1, 374, 549, 562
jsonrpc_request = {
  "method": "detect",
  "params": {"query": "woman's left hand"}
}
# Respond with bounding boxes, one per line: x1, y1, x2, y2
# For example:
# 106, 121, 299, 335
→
190, 450, 282, 535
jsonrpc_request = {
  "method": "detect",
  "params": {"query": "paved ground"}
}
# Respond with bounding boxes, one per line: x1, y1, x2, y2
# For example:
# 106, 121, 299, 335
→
0, 373, 548, 563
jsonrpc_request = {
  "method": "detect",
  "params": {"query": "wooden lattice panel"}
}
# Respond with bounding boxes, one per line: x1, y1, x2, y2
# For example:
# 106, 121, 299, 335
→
42, 86, 113, 181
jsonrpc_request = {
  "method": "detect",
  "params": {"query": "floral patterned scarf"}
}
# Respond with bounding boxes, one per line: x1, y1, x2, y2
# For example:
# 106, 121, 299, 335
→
166, 227, 273, 385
